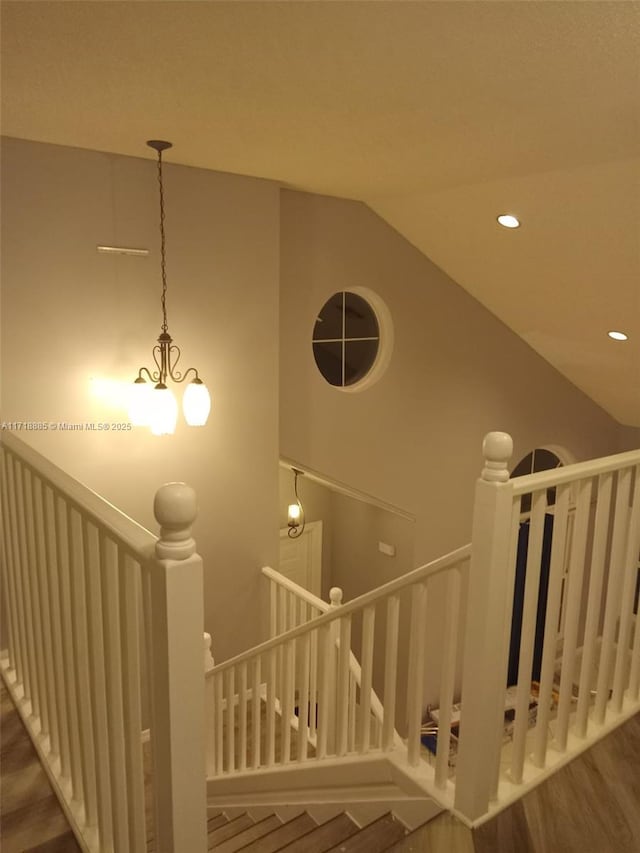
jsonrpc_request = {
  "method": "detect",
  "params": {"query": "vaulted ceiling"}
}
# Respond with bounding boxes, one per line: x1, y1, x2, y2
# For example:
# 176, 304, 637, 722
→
2, 1, 638, 424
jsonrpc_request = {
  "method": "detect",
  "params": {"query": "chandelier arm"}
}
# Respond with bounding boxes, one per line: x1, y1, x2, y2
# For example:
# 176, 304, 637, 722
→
136, 366, 159, 384
166, 343, 183, 381
152, 344, 167, 384
171, 366, 201, 385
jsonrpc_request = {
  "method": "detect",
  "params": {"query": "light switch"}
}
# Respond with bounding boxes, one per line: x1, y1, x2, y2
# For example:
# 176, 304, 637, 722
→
378, 541, 396, 557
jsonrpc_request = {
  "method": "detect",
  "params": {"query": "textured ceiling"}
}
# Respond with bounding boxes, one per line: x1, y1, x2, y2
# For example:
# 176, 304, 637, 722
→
2, 1, 639, 425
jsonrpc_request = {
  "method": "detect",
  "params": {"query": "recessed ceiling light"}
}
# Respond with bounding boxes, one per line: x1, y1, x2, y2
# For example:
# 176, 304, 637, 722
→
497, 214, 520, 229
608, 330, 628, 341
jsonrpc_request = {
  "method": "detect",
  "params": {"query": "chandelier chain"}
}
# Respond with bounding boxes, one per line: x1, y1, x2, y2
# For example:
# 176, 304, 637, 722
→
156, 150, 169, 332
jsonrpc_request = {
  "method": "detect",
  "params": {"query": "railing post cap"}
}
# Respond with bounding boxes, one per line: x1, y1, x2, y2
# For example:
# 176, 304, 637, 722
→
154, 482, 198, 527
154, 482, 198, 560
330, 587, 343, 606
481, 432, 513, 483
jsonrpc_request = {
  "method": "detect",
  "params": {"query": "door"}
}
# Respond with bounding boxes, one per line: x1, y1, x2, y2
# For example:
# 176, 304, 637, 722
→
278, 520, 323, 597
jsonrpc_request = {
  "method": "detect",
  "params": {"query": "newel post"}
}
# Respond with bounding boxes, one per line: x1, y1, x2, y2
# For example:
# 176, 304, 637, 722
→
454, 432, 515, 822
149, 483, 207, 853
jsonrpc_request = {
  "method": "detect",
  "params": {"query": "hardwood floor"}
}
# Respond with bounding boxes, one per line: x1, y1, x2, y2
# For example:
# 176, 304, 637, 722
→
473, 712, 640, 853
1, 681, 80, 853
4, 670, 637, 853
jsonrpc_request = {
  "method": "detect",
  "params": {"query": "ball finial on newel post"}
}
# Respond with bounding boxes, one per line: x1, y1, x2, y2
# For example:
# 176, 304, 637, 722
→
329, 587, 343, 607
481, 432, 513, 483
154, 482, 198, 560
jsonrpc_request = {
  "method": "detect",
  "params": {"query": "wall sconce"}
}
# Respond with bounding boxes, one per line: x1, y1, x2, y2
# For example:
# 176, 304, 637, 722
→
129, 140, 211, 435
287, 468, 306, 538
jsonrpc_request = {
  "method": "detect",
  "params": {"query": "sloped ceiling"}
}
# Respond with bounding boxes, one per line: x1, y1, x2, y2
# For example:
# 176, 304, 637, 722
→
2, 1, 638, 424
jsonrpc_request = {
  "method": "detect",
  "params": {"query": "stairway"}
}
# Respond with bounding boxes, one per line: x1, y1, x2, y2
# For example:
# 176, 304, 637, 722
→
147, 809, 409, 852
205, 809, 408, 852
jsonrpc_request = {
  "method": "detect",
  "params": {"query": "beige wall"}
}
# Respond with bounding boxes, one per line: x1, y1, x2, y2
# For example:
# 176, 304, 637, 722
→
278, 466, 415, 602
618, 425, 640, 452
279, 189, 622, 564
1, 137, 280, 661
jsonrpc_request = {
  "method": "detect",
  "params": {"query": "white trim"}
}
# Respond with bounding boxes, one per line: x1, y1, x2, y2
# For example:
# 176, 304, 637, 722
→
278, 519, 323, 598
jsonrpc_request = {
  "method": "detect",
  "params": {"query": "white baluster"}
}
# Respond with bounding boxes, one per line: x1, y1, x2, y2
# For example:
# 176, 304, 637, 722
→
214, 672, 223, 776
511, 487, 547, 783
358, 606, 375, 753
455, 432, 515, 822
297, 634, 310, 762
251, 657, 261, 769
31, 475, 59, 758
0, 451, 23, 685
148, 482, 207, 853
239, 661, 248, 772
281, 640, 294, 764
532, 483, 571, 767
226, 668, 236, 773
382, 596, 400, 750
67, 510, 97, 828
407, 583, 428, 767
435, 570, 461, 788
266, 649, 276, 767
204, 634, 216, 776
335, 614, 352, 757
119, 551, 145, 849
594, 468, 633, 723
575, 474, 613, 736
316, 624, 332, 759
611, 465, 640, 711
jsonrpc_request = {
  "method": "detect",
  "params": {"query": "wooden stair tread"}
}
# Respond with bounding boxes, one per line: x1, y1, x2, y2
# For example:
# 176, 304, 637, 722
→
325, 813, 408, 852
208, 814, 254, 847
208, 813, 231, 832
235, 812, 317, 852
212, 814, 282, 853
276, 813, 359, 853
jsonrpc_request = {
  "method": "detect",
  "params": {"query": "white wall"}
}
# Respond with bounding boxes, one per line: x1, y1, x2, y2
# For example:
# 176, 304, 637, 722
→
1, 137, 280, 661
279, 189, 623, 565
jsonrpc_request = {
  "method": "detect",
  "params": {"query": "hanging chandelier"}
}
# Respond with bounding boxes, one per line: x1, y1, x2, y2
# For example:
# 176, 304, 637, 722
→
129, 140, 211, 435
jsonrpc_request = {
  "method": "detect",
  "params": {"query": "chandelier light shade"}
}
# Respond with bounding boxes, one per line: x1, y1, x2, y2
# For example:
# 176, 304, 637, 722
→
287, 468, 306, 538
129, 140, 211, 435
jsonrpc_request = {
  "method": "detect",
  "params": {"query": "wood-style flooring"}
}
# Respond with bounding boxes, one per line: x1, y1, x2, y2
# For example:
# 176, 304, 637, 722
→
389, 712, 640, 853
1, 680, 80, 852
4, 672, 638, 853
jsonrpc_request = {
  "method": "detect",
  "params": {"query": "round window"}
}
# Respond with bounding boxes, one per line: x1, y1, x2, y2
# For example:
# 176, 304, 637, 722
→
312, 291, 381, 388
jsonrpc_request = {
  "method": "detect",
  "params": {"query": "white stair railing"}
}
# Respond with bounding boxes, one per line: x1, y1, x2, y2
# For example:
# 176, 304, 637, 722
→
262, 567, 387, 749
0, 432, 207, 852
206, 544, 470, 790
455, 432, 640, 822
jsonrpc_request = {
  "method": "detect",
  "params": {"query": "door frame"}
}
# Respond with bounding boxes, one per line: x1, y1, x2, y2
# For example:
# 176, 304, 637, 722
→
278, 519, 323, 598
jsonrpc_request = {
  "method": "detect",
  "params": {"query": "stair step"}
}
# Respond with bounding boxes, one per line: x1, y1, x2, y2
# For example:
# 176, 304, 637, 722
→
213, 815, 282, 853
235, 812, 317, 852
208, 813, 230, 832
325, 813, 408, 852
276, 813, 359, 853
208, 814, 254, 848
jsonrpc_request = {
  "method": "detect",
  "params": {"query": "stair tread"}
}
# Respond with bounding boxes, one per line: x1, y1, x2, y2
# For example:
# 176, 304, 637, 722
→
212, 815, 282, 853
325, 813, 408, 853
234, 812, 317, 853
208, 814, 254, 847
276, 813, 359, 853
208, 813, 230, 832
